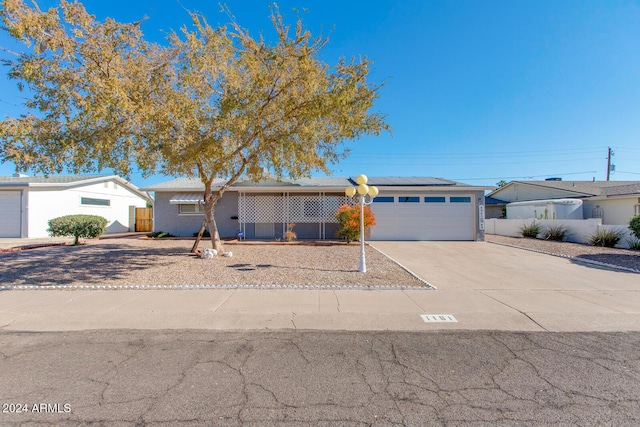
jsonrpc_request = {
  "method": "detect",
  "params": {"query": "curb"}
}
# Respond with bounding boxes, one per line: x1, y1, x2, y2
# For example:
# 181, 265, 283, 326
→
488, 241, 640, 274
0, 242, 68, 253
0, 283, 433, 291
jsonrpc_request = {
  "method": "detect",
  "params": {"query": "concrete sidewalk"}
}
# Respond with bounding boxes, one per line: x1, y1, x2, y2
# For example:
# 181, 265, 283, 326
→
0, 241, 638, 332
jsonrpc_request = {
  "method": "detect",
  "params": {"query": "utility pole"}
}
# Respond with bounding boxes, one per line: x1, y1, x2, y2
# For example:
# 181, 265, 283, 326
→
606, 147, 615, 181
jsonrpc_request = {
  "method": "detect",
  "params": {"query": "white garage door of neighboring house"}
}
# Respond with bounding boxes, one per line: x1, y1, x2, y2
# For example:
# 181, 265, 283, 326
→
370, 195, 475, 241
0, 191, 23, 238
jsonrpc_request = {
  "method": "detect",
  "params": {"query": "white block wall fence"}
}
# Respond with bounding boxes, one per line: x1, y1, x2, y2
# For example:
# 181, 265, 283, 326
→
485, 218, 636, 249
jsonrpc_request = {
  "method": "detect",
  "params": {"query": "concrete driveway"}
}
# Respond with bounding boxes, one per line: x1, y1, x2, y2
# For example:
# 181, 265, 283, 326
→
373, 241, 640, 332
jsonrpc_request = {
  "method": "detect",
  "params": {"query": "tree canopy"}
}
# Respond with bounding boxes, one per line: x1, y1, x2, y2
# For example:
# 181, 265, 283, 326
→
0, 0, 389, 252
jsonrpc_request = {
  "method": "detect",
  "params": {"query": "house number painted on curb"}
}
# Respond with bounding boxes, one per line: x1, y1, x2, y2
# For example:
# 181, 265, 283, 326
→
421, 314, 458, 323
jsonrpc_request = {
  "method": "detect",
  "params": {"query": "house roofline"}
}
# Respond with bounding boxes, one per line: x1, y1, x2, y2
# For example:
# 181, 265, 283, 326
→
0, 175, 152, 202
149, 185, 491, 193
487, 180, 596, 198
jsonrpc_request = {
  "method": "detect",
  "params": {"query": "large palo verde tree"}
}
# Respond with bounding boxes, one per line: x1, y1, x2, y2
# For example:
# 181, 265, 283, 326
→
0, 0, 389, 253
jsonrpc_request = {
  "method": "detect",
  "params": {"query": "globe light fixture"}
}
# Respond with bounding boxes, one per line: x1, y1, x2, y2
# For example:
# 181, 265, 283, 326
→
344, 175, 379, 273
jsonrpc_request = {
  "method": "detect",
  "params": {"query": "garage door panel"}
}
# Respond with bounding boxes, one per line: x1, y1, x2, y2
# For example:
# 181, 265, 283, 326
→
0, 191, 22, 238
370, 195, 474, 241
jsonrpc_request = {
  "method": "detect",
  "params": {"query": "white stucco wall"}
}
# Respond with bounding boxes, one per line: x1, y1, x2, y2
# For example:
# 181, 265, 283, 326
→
26, 180, 148, 237
583, 198, 639, 225
485, 218, 634, 248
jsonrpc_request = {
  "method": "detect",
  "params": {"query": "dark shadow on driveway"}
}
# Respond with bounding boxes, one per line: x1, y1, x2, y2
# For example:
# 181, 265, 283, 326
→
0, 244, 185, 286
571, 253, 639, 273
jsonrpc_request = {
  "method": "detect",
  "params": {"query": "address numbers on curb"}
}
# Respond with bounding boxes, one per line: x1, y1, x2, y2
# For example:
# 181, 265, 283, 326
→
421, 314, 458, 323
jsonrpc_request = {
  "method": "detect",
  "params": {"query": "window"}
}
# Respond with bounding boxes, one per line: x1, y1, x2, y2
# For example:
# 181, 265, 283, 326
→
450, 196, 471, 203
179, 204, 203, 214
634, 204, 640, 216
424, 196, 446, 203
373, 196, 394, 203
399, 196, 419, 203
81, 197, 110, 206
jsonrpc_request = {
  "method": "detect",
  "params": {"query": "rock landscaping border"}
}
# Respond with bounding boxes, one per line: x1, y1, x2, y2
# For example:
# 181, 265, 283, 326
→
487, 235, 640, 274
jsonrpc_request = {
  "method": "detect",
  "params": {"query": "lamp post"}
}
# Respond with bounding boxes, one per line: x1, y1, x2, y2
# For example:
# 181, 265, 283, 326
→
345, 174, 379, 273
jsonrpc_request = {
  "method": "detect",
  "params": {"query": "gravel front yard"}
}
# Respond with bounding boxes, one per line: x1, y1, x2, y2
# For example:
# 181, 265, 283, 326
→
487, 234, 640, 272
0, 238, 429, 288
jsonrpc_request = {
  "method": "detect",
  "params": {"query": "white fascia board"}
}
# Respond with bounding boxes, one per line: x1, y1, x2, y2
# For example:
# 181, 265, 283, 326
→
375, 185, 490, 192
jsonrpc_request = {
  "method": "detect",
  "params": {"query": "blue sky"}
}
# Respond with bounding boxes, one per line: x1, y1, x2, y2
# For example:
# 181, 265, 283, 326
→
1, 0, 639, 189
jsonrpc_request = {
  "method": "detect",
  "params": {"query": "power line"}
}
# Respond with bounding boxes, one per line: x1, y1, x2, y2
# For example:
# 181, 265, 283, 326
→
339, 157, 602, 166
349, 147, 606, 157
452, 170, 599, 181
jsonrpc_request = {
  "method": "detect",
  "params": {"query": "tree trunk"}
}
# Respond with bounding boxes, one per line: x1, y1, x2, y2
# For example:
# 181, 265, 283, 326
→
204, 197, 224, 253
190, 219, 207, 253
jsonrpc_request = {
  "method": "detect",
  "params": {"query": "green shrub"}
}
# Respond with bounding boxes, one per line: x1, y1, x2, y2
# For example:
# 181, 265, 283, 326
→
47, 214, 108, 245
589, 228, 624, 248
629, 214, 640, 239
147, 231, 175, 238
193, 229, 211, 238
520, 222, 542, 239
542, 225, 568, 241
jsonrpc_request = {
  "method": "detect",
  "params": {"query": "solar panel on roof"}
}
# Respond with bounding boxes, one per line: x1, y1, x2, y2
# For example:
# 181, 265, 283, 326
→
352, 176, 457, 186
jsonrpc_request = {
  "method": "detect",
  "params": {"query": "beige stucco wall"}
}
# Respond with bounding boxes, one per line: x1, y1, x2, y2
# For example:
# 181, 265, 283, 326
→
583, 198, 639, 225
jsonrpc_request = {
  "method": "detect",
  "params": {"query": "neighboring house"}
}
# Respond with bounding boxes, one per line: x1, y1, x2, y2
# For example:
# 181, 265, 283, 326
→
484, 196, 507, 219
142, 176, 491, 241
0, 175, 152, 238
487, 180, 640, 225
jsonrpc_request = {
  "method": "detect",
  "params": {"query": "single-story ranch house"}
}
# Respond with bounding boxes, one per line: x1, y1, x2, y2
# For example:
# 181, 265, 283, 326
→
0, 175, 151, 238
487, 180, 640, 225
143, 176, 491, 241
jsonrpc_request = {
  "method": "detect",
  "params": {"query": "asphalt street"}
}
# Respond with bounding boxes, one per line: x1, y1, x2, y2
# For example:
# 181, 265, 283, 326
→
1, 329, 639, 426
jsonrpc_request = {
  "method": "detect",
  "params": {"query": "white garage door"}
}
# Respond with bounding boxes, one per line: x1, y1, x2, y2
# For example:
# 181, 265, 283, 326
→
370, 195, 475, 241
0, 191, 23, 238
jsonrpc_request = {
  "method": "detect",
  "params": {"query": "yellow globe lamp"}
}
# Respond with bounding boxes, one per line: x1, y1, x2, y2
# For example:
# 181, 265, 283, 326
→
368, 186, 379, 197
356, 174, 368, 185
357, 184, 369, 196
345, 186, 356, 197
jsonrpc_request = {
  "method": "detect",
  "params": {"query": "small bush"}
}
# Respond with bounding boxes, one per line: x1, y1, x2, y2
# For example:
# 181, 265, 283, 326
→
284, 223, 297, 242
48, 214, 108, 245
147, 231, 175, 238
336, 204, 376, 243
542, 225, 568, 241
626, 237, 640, 251
589, 228, 624, 248
629, 214, 640, 240
520, 222, 542, 239
193, 229, 211, 238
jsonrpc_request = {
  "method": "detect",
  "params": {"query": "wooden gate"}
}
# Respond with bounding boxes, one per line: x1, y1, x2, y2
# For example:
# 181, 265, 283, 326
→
135, 207, 153, 232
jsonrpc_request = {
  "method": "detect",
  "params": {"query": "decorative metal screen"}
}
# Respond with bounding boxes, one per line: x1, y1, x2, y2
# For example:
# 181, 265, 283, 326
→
591, 206, 604, 220
238, 193, 353, 224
